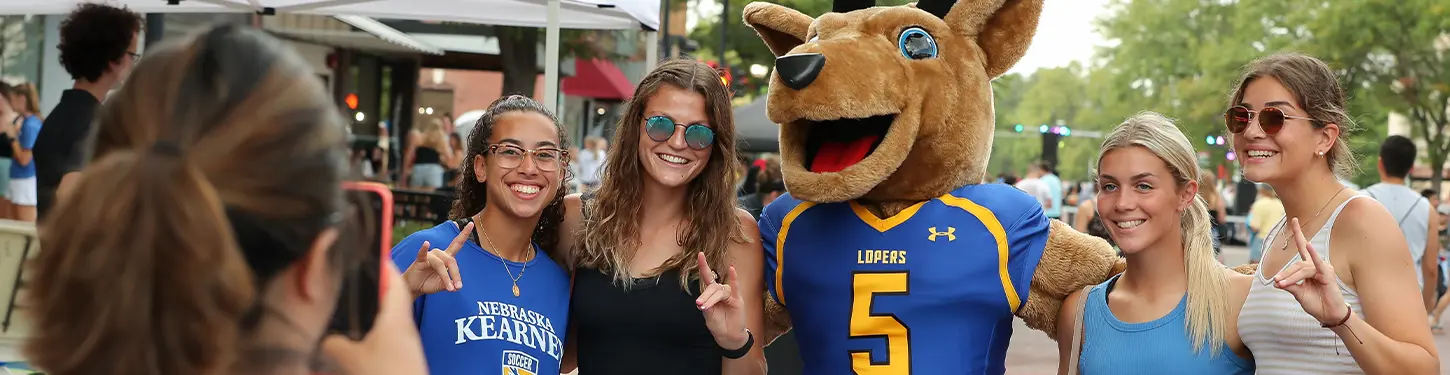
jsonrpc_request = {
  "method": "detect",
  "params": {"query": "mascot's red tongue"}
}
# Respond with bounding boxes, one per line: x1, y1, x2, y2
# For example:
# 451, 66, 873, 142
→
810, 135, 880, 173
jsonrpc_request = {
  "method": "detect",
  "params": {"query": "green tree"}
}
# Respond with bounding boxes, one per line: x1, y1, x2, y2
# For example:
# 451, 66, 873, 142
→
686, 0, 915, 101
1290, 0, 1450, 187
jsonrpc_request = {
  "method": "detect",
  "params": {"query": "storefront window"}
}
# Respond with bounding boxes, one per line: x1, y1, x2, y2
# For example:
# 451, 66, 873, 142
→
0, 15, 46, 89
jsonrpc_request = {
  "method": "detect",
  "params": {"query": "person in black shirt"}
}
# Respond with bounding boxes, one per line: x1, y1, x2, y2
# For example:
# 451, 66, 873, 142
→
33, 3, 143, 220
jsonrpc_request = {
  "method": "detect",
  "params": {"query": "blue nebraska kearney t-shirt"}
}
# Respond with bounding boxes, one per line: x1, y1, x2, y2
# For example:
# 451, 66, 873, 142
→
390, 222, 571, 375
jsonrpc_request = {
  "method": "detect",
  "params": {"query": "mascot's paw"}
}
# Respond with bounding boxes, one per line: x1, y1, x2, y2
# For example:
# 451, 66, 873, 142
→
1231, 262, 1258, 275
1019, 219, 1119, 340
762, 296, 793, 346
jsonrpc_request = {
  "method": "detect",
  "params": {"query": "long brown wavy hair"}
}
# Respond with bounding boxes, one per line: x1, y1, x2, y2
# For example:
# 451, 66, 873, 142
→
448, 95, 573, 259
576, 59, 749, 289
25, 25, 356, 374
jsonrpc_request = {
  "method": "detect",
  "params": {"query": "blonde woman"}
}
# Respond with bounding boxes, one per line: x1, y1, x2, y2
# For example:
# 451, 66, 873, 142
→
402, 117, 456, 190
1057, 112, 1254, 374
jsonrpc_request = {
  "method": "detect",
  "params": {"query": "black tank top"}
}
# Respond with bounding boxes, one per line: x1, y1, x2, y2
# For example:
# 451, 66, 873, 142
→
571, 267, 723, 374
415, 146, 441, 164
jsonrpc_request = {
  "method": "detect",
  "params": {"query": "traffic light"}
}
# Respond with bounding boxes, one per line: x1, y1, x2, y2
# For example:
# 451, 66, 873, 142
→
1039, 124, 1049, 134
1059, 126, 1071, 137
1013, 124, 1024, 133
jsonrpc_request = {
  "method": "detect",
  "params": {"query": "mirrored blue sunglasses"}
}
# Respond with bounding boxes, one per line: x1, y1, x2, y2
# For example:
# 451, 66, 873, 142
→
645, 116, 715, 150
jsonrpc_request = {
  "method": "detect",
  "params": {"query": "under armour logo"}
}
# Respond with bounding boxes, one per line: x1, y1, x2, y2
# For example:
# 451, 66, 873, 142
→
928, 226, 956, 242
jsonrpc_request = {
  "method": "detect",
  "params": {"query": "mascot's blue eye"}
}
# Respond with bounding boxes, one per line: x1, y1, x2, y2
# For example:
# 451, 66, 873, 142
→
897, 27, 937, 59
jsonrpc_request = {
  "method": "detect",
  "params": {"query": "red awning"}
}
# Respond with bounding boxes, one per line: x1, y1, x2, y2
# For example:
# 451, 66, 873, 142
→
562, 58, 634, 100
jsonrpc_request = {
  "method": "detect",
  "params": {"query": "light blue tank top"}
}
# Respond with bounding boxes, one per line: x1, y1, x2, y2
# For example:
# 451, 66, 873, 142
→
1078, 274, 1254, 375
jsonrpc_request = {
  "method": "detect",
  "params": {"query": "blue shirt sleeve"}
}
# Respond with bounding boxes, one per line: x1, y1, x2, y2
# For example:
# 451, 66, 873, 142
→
759, 203, 784, 306
1005, 206, 1051, 312
18, 116, 40, 151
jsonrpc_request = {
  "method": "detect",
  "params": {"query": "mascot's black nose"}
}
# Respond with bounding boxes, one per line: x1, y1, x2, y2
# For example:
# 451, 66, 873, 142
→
775, 53, 825, 90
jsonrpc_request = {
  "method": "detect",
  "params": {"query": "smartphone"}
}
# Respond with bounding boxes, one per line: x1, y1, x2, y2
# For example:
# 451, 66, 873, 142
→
327, 181, 393, 340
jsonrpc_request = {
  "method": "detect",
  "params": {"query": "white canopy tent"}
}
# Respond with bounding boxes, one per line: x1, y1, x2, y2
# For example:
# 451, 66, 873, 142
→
0, 0, 662, 113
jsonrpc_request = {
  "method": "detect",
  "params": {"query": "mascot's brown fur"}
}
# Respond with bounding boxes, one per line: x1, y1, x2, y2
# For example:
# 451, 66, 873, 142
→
742, 0, 1254, 344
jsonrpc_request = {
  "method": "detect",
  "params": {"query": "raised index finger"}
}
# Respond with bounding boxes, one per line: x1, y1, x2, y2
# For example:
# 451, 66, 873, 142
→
1289, 218, 1320, 265
696, 252, 715, 286
447, 222, 475, 256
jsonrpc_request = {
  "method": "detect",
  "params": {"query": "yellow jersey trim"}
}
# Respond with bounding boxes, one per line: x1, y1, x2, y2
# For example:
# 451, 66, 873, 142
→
776, 202, 817, 306
849, 200, 929, 233
938, 195, 1020, 312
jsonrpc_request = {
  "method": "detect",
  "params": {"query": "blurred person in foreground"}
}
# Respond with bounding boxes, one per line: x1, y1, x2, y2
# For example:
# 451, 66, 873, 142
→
34, 3, 144, 221
23, 25, 426, 375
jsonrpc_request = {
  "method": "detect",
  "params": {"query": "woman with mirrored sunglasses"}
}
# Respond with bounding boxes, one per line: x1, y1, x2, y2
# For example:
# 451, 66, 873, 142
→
555, 59, 767, 375
1229, 53, 1437, 374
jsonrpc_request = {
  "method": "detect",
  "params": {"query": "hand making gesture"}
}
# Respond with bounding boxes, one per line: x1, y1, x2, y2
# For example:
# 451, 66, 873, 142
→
1272, 217, 1351, 325
695, 251, 750, 350
402, 221, 474, 298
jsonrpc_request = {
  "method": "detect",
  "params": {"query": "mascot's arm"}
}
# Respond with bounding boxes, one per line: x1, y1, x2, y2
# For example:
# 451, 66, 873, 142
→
1017, 219, 1124, 340
757, 203, 793, 346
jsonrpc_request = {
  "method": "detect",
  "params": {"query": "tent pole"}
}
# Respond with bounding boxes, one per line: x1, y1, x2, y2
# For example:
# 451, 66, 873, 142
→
645, 31, 659, 72
544, 0, 562, 114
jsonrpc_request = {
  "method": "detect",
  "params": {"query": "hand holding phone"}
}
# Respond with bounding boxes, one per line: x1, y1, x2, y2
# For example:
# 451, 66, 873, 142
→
327, 182, 392, 340
402, 221, 473, 299
320, 260, 429, 375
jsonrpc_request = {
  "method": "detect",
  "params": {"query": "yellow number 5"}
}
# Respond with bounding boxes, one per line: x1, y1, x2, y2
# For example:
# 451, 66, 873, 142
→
849, 272, 910, 374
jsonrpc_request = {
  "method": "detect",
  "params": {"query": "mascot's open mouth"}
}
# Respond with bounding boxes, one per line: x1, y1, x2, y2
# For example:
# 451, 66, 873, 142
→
801, 114, 896, 173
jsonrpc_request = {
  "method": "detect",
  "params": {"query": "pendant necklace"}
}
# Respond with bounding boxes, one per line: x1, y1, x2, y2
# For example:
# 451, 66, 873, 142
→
1274, 186, 1347, 252
477, 221, 533, 297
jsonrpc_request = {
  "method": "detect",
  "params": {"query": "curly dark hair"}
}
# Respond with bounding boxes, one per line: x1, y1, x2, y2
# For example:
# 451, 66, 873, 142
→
448, 95, 573, 259
58, 3, 143, 82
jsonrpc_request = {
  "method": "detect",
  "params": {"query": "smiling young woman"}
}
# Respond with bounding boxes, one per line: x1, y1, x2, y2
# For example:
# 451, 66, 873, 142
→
1056, 112, 1254, 375
1230, 53, 1438, 375
556, 59, 767, 375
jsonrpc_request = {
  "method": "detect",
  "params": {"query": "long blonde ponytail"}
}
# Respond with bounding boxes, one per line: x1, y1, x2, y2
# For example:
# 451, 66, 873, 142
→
1097, 111, 1232, 354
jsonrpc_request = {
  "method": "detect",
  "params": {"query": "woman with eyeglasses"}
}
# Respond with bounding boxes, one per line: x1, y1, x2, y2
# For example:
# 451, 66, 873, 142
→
1056, 112, 1254, 375
390, 95, 575, 375
556, 59, 767, 375
1229, 53, 1437, 374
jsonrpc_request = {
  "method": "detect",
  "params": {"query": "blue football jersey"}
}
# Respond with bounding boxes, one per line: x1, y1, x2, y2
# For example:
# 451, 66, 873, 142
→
759, 184, 1051, 375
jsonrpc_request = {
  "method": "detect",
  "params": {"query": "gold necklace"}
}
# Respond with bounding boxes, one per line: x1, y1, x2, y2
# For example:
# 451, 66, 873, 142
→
476, 220, 533, 297
1275, 186, 1348, 252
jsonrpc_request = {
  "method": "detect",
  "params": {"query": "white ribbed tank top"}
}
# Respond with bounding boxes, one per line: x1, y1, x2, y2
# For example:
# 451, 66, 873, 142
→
1238, 195, 1366, 374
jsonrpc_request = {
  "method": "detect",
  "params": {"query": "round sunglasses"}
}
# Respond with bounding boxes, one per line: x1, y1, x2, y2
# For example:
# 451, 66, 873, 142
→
645, 116, 715, 150
1224, 105, 1316, 135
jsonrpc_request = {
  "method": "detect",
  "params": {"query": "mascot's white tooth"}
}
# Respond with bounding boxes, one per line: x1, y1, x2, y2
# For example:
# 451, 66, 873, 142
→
746, 0, 1130, 371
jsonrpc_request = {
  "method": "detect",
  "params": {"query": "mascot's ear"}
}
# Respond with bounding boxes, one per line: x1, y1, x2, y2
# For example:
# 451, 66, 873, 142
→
923, 0, 1044, 78
743, 2, 814, 57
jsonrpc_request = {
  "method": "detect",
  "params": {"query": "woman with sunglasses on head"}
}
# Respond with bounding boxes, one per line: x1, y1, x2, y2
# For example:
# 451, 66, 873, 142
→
389, 95, 575, 375
1228, 53, 1438, 374
1056, 112, 1254, 375
23, 25, 427, 375
556, 59, 767, 375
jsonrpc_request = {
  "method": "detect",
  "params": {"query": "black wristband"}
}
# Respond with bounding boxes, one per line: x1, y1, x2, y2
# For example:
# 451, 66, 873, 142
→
721, 330, 753, 359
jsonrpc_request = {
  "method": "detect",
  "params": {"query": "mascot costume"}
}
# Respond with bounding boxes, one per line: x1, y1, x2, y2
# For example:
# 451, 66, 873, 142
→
743, 0, 1260, 373
744, 0, 1120, 372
